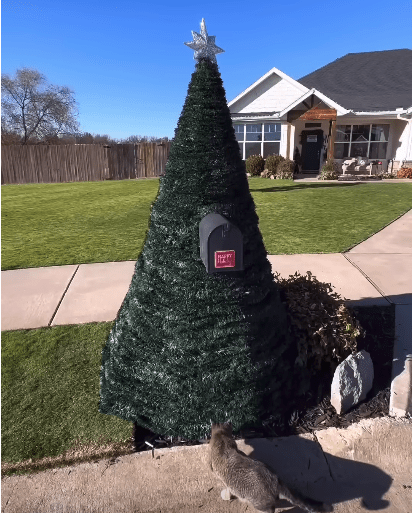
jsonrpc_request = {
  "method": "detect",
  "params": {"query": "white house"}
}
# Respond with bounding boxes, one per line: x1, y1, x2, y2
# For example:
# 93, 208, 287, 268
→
228, 49, 412, 174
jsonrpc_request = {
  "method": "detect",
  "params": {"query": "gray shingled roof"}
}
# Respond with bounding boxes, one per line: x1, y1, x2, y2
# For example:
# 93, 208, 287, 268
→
297, 49, 412, 112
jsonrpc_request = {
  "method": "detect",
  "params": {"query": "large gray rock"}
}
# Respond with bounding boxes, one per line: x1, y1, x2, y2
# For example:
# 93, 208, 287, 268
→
331, 350, 374, 414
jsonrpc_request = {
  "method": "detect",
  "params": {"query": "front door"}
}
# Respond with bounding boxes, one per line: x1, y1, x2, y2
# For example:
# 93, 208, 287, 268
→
301, 130, 324, 171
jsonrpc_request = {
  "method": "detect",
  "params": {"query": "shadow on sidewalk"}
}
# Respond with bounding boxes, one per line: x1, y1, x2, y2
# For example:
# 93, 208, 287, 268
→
243, 435, 393, 511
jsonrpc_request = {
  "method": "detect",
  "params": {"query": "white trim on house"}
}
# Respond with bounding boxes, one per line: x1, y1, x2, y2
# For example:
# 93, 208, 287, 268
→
348, 110, 411, 117
231, 114, 280, 121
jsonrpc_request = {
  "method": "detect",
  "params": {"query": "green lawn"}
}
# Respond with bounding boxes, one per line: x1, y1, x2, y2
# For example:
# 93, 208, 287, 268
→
2, 177, 411, 475
2, 178, 411, 270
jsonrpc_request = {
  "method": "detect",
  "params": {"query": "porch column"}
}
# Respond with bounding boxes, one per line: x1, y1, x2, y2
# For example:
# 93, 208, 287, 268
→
289, 124, 295, 160
286, 124, 291, 159
327, 118, 337, 161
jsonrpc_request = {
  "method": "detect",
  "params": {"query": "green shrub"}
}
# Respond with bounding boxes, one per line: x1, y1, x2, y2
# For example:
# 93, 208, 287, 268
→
318, 158, 339, 180
265, 154, 285, 174
274, 270, 364, 376
293, 147, 302, 171
276, 158, 295, 180
246, 154, 265, 176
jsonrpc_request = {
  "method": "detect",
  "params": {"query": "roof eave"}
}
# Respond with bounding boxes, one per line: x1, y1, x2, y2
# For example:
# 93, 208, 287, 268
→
346, 108, 412, 118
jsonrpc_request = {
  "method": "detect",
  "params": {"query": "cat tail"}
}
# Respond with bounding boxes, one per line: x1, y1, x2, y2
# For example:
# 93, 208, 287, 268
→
278, 480, 333, 512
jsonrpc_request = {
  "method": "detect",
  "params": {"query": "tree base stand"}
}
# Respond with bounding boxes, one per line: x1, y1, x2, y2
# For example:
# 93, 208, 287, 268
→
133, 421, 158, 452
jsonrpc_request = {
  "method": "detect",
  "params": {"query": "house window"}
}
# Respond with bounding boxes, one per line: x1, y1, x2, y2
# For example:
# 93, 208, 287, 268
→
234, 123, 281, 159
263, 123, 281, 157
334, 124, 389, 160
264, 123, 281, 141
245, 124, 262, 159
246, 124, 262, 141
234, 124, 244, 141
370, 124, 390, 159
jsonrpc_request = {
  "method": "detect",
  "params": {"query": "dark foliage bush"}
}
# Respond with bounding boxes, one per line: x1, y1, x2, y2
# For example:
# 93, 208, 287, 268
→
265, 154, 285, 174
318, 158, 339, 180
246, 154, 265, 176
293, 147, 302, 172
274, 271, 365, 396
276, 158, 295, 180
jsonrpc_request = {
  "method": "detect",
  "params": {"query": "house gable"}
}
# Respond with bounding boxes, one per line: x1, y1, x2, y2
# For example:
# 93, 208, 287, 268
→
279, 88, 349, 120
228, 66, 308, 115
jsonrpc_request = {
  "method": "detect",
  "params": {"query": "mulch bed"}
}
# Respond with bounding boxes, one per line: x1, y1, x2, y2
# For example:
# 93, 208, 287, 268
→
132, 305, 398, 452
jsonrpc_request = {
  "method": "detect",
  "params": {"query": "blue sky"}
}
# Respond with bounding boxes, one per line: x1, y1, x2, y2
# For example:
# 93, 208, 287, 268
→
2, 0, 411, 141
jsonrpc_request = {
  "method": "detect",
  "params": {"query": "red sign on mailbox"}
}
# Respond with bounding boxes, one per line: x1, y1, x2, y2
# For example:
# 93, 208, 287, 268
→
215, 250, 236, 268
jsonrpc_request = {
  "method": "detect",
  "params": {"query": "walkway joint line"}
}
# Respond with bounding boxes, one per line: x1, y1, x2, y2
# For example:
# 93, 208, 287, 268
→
341, 253, 389, 302
48, 265, 80, 327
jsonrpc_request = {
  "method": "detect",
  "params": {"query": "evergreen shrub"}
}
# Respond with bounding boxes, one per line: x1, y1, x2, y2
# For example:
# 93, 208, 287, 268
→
397, 167, 412, 179
293, 147, 302, 173
265, 154, 285, 175
318, 158, 339, 180
276, 158, 295, 180
246, 154, 265, 176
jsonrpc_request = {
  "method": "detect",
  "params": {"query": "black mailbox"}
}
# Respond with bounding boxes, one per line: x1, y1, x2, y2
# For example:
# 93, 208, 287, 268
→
199, 213, 244, 273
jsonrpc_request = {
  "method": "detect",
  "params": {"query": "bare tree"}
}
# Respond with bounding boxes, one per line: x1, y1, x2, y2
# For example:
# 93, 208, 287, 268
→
92, 133, 117, 145
76, 132, 94, 145
119, 135, 170, 144
1, 126, 22, 145
1, 68, 80, 145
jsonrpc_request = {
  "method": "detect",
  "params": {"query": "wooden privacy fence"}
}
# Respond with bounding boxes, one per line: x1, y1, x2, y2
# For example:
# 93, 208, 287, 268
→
1, 143, 172, 184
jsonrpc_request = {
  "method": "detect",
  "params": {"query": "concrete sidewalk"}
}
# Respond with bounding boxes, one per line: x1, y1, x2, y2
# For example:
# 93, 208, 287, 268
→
2, 417, 412, 512
1, 209, 412, 513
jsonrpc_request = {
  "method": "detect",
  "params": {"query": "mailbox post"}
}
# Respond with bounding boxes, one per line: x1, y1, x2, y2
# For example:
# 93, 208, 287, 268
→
199, 213, 244, 273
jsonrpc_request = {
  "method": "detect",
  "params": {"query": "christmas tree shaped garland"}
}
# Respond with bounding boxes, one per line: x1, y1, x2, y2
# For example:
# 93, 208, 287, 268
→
99, 19, 296, 439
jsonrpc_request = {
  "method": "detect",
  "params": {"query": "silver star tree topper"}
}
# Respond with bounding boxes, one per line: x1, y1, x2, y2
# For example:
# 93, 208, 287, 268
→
184, 18, 224, 64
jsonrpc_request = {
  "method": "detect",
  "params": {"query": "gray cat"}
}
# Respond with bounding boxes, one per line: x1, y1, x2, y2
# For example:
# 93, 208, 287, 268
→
209, 421, 333, 513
